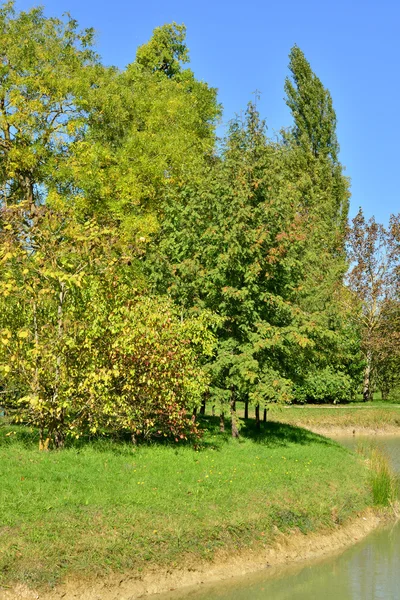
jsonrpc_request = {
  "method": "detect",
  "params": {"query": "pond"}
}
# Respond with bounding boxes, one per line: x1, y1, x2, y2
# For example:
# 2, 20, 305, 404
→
155, 436, 400, 600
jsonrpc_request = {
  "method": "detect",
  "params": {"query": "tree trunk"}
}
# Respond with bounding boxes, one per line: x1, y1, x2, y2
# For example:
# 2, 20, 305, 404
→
263, 408, 268, 423
39, 429, 50, 451
230, 394, 239, 438
53, 428, 65, 449
255, 404, 260, 431
211, 405, 215, 416
51, 281, 66, 448
381, 384, 390, 402
244, 400, 249, 419
192, 406, 197, 418
219, 411, 225, 432
363, 350, 372, 401
200, 398, 206, 415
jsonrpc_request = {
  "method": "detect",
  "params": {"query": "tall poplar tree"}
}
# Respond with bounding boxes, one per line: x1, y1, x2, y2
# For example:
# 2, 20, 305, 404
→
284, 45, 350, 293
283, 46, 356, 400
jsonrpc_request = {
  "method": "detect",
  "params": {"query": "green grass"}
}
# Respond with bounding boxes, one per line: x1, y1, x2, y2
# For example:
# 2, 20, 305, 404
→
0, 417, 374, 590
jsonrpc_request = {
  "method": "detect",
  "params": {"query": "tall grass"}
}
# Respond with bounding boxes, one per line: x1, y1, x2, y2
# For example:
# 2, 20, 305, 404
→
357, 443, 399, 507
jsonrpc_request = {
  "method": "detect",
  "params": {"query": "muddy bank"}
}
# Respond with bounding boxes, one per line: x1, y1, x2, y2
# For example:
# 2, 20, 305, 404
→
305, 425, 400, 437
2, 509, 392, 600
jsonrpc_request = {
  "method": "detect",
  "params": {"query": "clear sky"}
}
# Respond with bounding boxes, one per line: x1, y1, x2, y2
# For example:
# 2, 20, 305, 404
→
15, 0, 399, 225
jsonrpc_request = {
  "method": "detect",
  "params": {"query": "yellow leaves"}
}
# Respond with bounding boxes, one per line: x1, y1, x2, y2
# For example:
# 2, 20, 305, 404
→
1, 251, 13, 262
17, 330, 29, 339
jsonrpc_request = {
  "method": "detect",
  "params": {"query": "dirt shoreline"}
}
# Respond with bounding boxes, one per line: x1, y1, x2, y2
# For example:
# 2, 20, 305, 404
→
2, 509, 394, 600
301, 425, 400, 437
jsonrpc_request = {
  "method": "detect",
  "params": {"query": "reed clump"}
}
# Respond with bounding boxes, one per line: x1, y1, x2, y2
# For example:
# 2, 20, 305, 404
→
357, 443, 399, 507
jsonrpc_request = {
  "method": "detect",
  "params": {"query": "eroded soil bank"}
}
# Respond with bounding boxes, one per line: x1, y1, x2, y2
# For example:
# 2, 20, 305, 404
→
1, 509, 391, 600
305, 426, 400, 437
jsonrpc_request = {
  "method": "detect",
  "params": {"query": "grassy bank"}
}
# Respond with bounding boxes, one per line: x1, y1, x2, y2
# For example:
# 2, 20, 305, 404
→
0, 417, 379, 592
269, 405, 400, 431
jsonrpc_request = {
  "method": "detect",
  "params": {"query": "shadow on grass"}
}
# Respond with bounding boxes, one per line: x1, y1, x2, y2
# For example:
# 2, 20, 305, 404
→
198, 415, 336, 450
0, 414, 337, 453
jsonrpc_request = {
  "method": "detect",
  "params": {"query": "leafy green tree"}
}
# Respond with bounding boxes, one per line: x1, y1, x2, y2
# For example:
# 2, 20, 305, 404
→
282, 46, 357, 401
0, 200, 214, 447
147, 103, 316, 432
373, 299, 400, 400
0, 1, 99, 207
0, 201, 112, 447
284, 45, 349, 293
71, 22, 220, 242
347, 209, 400, 400
285, 45, 339, 162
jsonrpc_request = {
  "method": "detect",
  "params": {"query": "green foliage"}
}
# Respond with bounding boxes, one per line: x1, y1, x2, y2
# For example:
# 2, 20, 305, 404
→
72, 296, 215, 443
0, 201, 213, 446
147, 103, 310, 414
0, 1, 99, 206
285, 45, 339, 162
70, 22, 220, 241
295, 367, 353, 404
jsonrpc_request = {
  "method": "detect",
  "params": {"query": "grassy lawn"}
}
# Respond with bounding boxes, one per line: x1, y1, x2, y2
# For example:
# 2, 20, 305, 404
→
0, 417, 374, 590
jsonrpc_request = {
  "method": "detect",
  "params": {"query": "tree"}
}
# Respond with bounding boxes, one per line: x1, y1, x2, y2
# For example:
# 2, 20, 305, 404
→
284, 45, 349, 282
347, 209, 400, 400
71, 22, 220, 242
373, 299, 400, 399
0, 200, 112, 447
284, 45, 339, 162
147, 103, 316, 433
282, 46, 358, 402
0, 200, 214, 447
0, 2, 99, 207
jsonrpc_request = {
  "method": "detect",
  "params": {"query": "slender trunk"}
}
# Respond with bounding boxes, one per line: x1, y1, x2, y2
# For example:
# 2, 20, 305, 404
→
263, 408, 268, 423
18, 173, 34, 204
52, 281, 66, 448
230, 392, 239, 438
25, 176, 34, 205
200, 398, 206, 415
219, 411, 225, 432
211, 405, 215, 417
381, 384, 390, 402
244, 400, 249, 419
53, 429, 65, 449
192, 406, 197, 418
33, 301, 45, 450
33, 301, 39, 393
39, 430, 50, 452
363, 350, 372, 402
255, 404, 260, 431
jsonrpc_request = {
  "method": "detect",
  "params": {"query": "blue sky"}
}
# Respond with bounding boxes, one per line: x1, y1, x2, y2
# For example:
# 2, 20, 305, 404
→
16, 0, 399, 224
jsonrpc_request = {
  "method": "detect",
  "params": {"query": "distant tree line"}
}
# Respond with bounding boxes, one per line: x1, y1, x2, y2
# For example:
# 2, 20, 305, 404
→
0, 2, 399, 447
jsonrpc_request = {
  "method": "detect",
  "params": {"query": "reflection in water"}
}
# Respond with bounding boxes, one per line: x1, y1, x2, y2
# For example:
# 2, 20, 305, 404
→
157, 437, 400, 600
